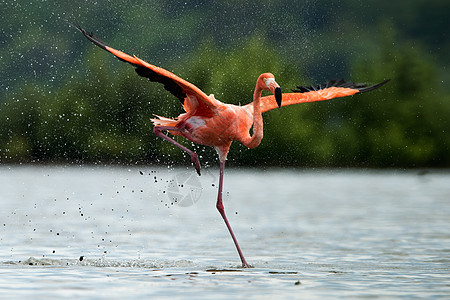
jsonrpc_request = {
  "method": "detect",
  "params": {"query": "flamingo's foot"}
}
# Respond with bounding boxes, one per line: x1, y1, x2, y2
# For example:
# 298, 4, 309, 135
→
191, 152, 201, 176
242, 261, 252, 268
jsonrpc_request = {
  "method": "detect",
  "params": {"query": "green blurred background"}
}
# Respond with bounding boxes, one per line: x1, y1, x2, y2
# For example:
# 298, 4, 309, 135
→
0, 0, 449, 168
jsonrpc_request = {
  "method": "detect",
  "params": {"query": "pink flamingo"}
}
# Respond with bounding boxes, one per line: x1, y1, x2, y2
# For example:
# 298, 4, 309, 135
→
77, 26, 389, 268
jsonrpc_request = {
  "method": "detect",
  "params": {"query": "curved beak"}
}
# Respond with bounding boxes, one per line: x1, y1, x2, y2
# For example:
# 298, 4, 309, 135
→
274, 87, 282, 108
266, 79, 282, 108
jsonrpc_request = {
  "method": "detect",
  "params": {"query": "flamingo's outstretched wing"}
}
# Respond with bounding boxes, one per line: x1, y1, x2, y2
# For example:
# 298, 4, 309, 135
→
76, 25, 217, 115
260, 79, 390, 113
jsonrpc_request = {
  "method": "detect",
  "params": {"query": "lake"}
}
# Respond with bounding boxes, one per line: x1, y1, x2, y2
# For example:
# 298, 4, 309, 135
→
0, 166, 449, 299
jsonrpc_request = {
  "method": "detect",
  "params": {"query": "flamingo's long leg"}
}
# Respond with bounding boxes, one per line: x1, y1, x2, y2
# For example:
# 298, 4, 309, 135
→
153, 126, 201, 175
216, 160, 250, 268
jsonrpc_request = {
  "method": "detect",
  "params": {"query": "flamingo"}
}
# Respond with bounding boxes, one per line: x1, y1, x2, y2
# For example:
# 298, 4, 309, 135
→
77, 26, 389, 268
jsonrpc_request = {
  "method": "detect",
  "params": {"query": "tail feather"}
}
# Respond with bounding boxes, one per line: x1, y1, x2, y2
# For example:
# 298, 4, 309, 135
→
150, 115, 179, 127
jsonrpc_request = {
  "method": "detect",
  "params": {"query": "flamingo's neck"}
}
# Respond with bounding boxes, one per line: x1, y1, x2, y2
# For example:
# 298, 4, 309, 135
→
242, 86, 264, 149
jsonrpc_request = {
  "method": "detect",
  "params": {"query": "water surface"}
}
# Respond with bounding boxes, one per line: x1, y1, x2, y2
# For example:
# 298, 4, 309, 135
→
1, 166, 449, 298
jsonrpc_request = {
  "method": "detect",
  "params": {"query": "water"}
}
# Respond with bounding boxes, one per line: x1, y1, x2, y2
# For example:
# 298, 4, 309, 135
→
1, 166, 449, 299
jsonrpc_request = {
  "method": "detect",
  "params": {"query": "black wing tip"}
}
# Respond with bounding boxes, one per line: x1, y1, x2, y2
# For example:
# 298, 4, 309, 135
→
356, 79, 391, 93
74, 23, 108, 51
292, 78, 391, 94
75, 25, 187, 106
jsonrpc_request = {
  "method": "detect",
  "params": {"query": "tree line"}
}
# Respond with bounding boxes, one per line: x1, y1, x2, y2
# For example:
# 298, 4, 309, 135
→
0, 1, 448, 167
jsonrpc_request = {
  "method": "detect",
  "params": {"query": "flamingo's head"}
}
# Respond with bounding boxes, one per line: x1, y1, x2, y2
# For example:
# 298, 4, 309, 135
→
258, 73, 282, 108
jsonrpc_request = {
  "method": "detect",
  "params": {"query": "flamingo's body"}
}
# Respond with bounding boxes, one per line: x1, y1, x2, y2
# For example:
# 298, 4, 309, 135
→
77, 26, 389, 268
